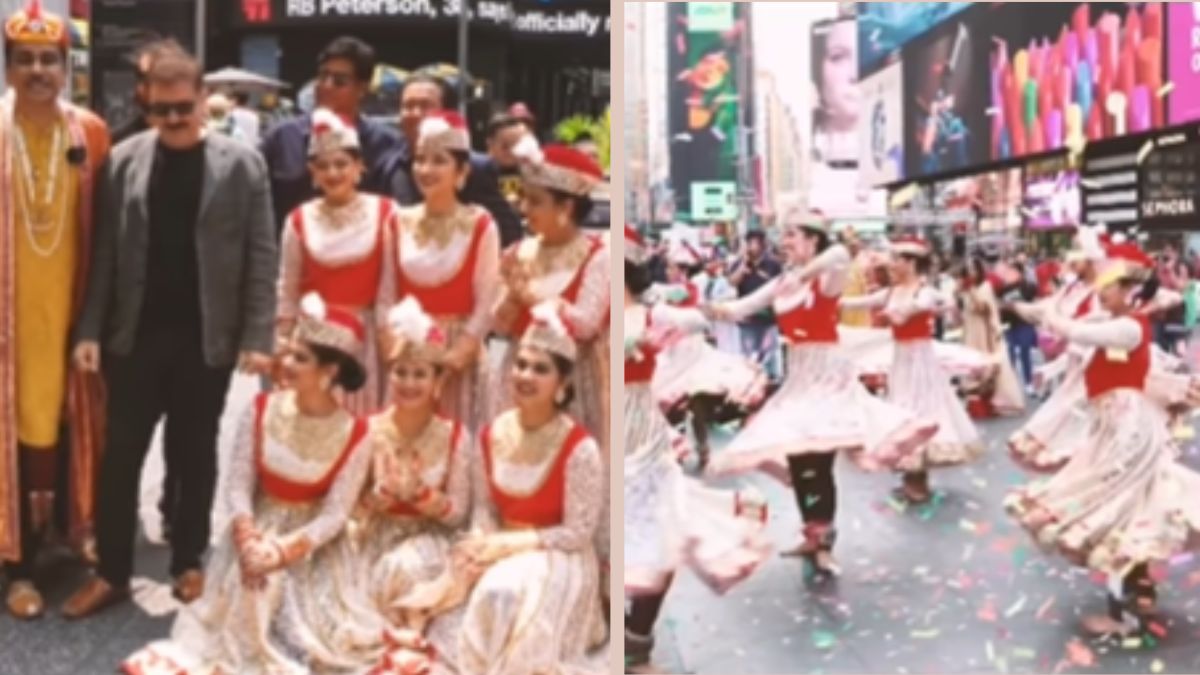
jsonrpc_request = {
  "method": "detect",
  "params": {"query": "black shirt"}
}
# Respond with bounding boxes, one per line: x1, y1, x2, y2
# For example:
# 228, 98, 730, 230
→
999, 277, 1038, 328
732, 254, 782, 326
143, 140, 205, 330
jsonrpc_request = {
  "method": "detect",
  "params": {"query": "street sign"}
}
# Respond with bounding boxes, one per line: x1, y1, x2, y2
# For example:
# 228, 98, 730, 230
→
691, 181, 737, 221
687, 2, 733, 33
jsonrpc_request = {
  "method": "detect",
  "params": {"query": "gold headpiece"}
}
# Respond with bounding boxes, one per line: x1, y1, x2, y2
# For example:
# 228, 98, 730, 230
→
386, 296, 448, 364
520, 301, 577, 363
308, 108, 360, 158
514, 136, 602, 198
294, 293, 365, 362
4, 1, 66, 49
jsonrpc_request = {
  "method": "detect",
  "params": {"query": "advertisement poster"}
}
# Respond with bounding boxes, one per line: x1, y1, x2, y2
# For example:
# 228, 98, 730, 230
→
903, 18, 988, 179
932, 176, 980, 230
809, 16, 872, 218
1022, 156, 1081, 229
984, 2, 1164, 162
856, 2, 970, 77
977, 167, 1022, 231
859, 60, 904, 189
1082, 141, 1141, 232
1168, 2, 1200, 125
666, 2, 750, 221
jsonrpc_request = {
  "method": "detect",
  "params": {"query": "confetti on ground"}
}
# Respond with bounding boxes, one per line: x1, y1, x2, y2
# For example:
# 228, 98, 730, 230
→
1121, 636, 1143, 650
910, 628, 939, 639
1152, 659, 1165, 673
812, 631, 837, 650
978, 599, 998, 623
1035, 595, 1056, 621
1004, 595, 1027, 618
1011, 647, 1036, 660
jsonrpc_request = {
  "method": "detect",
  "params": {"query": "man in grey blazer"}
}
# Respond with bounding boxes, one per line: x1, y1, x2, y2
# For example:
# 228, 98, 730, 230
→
63, 51, 277, 618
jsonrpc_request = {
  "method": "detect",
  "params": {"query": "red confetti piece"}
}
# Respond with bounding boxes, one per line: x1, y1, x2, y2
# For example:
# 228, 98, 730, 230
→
1148, 621, 1167, 638
1066, 638, 1095, 667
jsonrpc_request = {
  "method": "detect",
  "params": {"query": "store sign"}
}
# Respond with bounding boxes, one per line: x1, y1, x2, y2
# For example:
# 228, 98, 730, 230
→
691, 182, 737, 221
239, 0, 608, 38
1140, 131, 1200, 228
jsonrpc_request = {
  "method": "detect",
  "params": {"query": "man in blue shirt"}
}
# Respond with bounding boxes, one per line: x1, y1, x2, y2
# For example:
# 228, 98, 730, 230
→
385, 74, 523, 249
258, 37, 402, 231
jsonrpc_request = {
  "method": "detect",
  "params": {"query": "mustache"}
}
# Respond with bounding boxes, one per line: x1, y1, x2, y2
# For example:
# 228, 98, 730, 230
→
24, 75, 51, 87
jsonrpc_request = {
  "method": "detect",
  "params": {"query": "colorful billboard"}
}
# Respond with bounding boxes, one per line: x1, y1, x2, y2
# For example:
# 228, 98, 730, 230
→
903, 18, 988, 178
1168, 2, 1200, 125
985, 3, 1165, 162
857, 2, 970, 76
1022, 158, 1082, 230
666, 2, 751, 222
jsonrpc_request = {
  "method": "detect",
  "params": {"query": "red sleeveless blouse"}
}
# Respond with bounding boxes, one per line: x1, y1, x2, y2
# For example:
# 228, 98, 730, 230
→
480, 419, 589, 529
253, 393, 367, 503
393, 212, 490, 317
291, 198, 388, 309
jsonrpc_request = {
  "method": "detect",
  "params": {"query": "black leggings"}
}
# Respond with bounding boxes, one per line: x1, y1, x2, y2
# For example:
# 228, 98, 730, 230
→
787, 453, 837, 523
627, 584, 672, 637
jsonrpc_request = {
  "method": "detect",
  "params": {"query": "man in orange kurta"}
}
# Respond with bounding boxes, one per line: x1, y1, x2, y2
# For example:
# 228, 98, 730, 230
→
0, 0, 110, 619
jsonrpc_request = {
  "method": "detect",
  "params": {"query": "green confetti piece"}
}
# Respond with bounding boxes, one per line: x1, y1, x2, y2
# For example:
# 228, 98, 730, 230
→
813, 630, 837, 650
1011, 648, 1036, 660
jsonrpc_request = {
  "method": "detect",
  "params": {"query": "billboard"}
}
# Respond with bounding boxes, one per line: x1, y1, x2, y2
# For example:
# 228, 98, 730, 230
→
985, 3, 1165, 162
666, 2, 751, 222
1168, 2, 1200, 125
977, 167, 1022, 231
857, 2, 970, 77
903, 18, 988, 179
859, 59, 904, 189
1022, 156, 1081, 229
1140, 130, 1200, 229
809, 16, 874, 217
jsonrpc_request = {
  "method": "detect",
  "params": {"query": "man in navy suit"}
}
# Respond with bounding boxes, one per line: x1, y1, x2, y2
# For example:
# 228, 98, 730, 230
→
386, 74, 523, 249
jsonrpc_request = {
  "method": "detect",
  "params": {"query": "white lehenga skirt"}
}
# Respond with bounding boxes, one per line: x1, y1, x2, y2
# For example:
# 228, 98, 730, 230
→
419, 546, 606, 675
1011, 348, 1197, 472
123, 499, 384, 675
706, 343, 939, 483
652, 334, 768, 411
624, 383, 771, 597
1006, 389, 1200, 576
886, 339, 984, 471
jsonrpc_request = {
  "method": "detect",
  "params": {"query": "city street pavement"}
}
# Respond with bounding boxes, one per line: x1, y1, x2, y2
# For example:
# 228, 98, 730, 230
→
1, 342, 610, 674
654, 410, 1200, 674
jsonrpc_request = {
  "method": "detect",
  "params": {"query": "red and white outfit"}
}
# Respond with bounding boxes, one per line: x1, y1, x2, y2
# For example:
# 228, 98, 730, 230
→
376, 113, 501, 435
1006, 311, 1200, 577
649, 250, 768, 413
842, 282, 984, 470
624, 301, 771, 596
124, 296, 377, 674
278, 194, 392, 416
417, 307, 606, 674
706, 245, 939, 482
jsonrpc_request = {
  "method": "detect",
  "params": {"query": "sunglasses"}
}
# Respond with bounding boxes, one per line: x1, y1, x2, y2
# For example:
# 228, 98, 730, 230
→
147, 101, 196, 118
317, 71, 354, 88
12, 51, 62, 69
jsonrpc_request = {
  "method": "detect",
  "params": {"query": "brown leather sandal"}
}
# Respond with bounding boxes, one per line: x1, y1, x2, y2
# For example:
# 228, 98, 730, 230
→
6, 580, 44, 620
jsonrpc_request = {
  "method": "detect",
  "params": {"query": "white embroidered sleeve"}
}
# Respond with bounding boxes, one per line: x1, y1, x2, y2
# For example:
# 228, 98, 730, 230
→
276, 218, 303, 323
292, 435, 373, 548
536, 438, 602, 552
840, 288, 889, 310
802, 245, 851, 296
650, 303, 710, 335
557, 243, 611, 340
468, 438, 500, 534
464, 217, 501, 339
721, 277, 779, 320
223, 403, 258, 522
375, 215, 398, 331
1051, 315, 1143, 351
440, 430, 472, 529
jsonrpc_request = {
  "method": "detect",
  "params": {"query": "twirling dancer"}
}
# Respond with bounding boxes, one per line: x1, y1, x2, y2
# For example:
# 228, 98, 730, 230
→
1005, 242, 1200, 636
704, 213, 938, 574
840, 236, 982, 504
651, 242, 768, 470
1011, 230, 1187, 471
277, 108, 391, 415
624, 226, 770, 674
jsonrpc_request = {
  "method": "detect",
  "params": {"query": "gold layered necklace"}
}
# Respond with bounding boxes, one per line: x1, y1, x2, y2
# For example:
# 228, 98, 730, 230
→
410, 203, 474, 249
315, 193, 366, 230
528, 232, 591, 279
13, 118, 68, 258
492, 412, 571, 466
